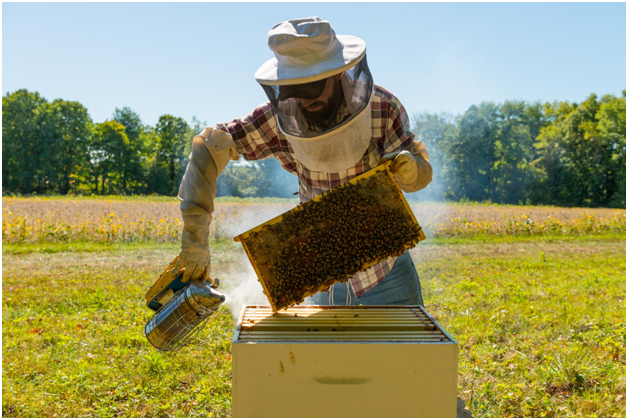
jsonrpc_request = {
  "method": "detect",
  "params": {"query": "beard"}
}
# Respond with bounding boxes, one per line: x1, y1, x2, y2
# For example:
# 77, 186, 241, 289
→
298, 81, 344, 130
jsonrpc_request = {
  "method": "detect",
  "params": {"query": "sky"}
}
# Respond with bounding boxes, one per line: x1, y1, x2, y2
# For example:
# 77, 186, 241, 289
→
3, 2, 626, 127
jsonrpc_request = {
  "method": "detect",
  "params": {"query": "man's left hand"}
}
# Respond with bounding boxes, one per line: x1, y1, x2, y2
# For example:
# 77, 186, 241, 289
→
377, 141, 433, 193
379, 150, 416, 184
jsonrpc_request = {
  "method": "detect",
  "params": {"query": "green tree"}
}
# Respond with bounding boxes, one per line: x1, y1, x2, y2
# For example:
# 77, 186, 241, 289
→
142, 126, 168, 195
531, 101, 577, 205
421, 102, 550, 205
45, 100, 93, 194
531, 92, 626, 207
2, 89, 49, 194
154, 115, 190, 195
492, 101, 541, 204
543, 94, 623, 206
445, 103, 499, 201
533, 123, 567, 204
596, 91, 626, 207
90, 121, 131, 195
563, 94, 606, 206
112, 107, 146, 193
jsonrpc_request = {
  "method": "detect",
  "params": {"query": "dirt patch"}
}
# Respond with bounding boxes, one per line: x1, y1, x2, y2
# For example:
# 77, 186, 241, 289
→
546, 379, 601, 397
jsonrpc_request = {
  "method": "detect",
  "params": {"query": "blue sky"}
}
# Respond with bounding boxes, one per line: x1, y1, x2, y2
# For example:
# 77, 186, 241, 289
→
3, 2, 626, 127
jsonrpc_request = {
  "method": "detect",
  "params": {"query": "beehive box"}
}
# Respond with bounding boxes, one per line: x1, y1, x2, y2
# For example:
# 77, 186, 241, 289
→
232, 305, 458, 417
234, 162, 426, 311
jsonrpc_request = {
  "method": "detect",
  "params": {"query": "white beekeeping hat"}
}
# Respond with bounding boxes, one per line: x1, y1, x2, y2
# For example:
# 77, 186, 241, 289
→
255, 16, 366, 85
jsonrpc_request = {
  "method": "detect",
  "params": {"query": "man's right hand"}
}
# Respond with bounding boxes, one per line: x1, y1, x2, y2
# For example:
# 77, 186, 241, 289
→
174, 246, 211, 283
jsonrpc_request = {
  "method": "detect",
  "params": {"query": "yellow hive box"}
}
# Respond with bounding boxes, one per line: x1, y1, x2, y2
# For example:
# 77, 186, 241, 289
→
232, 305, 459, 417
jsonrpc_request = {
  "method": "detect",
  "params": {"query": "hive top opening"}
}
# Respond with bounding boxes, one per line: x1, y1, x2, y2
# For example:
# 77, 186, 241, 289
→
234, 305, 457, 343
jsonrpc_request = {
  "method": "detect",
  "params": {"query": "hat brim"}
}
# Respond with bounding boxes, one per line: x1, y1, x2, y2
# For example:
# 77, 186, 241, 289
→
255, 35, 366, 86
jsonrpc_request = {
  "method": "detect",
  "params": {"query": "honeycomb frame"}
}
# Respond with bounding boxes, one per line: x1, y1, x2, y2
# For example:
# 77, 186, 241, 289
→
234, 162, 426, 311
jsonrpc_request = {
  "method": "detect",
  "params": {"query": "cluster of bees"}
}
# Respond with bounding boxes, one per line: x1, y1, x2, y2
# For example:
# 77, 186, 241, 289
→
244, 171, 423, 309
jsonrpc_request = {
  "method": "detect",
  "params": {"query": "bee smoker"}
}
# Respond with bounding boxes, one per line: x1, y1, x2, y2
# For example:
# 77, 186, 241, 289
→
144, 257, 226, 352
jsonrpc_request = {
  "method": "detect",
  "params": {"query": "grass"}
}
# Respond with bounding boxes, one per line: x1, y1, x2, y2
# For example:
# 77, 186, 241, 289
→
2, 242, 234, 417
2, 233, 625, 417
415, 234, 626, 417
1, 238, 238, 256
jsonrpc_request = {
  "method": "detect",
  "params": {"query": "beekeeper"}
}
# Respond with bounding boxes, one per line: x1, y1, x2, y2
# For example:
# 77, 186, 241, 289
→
176, 17, 432, 306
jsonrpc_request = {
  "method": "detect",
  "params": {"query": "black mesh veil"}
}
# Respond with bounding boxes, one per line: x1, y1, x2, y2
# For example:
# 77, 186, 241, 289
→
260, 56, 374, 138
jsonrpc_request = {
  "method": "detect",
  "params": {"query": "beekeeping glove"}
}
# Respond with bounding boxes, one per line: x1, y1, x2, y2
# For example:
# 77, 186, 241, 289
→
378, 140, 432, 193
176, 127, 239, 282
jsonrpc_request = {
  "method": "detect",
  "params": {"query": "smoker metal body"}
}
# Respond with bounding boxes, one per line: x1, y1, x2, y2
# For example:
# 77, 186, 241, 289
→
232, 305, 458, 418
145, 279, 225, 352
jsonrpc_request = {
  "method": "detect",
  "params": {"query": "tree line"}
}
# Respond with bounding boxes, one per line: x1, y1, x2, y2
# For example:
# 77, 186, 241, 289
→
417, 92, 625, 208
2, 89, 625, 207
2, 89, 291, 199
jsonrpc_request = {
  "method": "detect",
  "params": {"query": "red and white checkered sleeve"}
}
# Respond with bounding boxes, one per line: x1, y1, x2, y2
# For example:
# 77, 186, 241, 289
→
216, 102, 284, 161
382, 95, 415, 154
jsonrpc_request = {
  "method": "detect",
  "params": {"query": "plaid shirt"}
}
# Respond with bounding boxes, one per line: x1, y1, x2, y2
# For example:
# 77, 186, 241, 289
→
217, 84, 415, 297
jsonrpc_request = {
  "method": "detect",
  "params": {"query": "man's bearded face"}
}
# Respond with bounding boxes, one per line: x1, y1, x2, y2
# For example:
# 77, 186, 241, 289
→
294, 76, 344, 128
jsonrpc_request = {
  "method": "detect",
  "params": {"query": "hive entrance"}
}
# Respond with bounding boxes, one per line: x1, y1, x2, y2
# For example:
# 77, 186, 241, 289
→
234, 163, 425, 311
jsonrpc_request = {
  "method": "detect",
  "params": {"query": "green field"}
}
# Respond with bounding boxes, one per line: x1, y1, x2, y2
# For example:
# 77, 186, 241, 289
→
2, 232, 625, 418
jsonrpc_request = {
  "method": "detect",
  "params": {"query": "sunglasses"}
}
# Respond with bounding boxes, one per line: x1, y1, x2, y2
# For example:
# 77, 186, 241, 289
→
277, 78, 329, 101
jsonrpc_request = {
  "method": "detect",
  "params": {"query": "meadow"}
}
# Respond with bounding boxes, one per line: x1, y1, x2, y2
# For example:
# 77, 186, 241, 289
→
3, 196, 625, 244
2, 197, 626, 417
